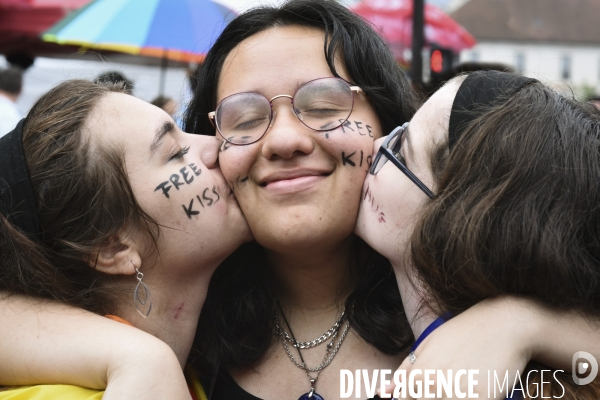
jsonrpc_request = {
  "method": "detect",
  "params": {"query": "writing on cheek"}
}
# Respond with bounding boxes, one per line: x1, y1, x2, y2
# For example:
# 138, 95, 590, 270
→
219, 138, 233, 153
341, 150, 372, 170
154, 163, 202, 198
181, 185, 222, 219
170, 173, 184, 190
355, 121, 364, 135
181, 166, 195, 184
230, 176, 249, 190
336, 119, 374, 138
363, 184, 383, 219
338, 119, 354, 134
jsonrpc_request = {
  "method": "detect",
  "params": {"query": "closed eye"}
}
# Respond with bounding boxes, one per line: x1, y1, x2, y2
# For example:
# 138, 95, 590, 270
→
234, 117, 268, 131
168, 146, 190, 161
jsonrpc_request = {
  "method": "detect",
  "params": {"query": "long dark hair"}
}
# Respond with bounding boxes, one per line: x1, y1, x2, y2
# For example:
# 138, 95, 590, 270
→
414, 81, 600, 317
412, 79, 600, 396
188, 0, 418, 372
0, 80, 158, 314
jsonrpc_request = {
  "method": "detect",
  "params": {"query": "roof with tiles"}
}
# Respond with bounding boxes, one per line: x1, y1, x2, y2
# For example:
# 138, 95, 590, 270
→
451, 0, 600, 45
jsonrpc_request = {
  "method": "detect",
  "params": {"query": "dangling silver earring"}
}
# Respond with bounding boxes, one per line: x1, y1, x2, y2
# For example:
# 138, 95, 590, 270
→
132, 261, 152, 318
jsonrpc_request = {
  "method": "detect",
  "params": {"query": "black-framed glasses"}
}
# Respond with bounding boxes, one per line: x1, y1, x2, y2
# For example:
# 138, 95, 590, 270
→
208, 77, 362, 146
369, 123, 435, 199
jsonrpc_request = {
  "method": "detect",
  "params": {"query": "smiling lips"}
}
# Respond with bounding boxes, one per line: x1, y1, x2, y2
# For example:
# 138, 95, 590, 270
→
259, 169, 331, 194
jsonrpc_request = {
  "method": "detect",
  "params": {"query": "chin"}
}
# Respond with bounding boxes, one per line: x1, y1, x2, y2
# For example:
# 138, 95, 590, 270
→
229, 218, 253, 246
242, 227, 254, 243
354, 222, 382, 253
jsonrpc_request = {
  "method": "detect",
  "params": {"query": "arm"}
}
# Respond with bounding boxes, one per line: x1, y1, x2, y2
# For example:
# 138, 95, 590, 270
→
529, 300, 600, 370
0, 292, 192, 400
422, 296, 600, 371
382, 297, 600, 399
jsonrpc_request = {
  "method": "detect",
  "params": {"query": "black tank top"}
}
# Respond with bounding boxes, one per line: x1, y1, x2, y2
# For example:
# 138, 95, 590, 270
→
209, 371, 379, 400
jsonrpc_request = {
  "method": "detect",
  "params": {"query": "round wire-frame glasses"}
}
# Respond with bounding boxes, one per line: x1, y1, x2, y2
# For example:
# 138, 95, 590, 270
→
369, 122, 435, 199
208, 77, 363, 146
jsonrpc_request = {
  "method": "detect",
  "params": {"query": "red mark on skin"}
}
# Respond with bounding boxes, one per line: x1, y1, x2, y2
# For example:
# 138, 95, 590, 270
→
363, 184, 370, 201
378, 212, 386, 223
174, 303, 184, 319
363, 184, 380, 212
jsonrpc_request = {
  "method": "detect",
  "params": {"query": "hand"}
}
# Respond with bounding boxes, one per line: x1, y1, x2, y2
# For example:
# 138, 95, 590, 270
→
380, 297, 539, 399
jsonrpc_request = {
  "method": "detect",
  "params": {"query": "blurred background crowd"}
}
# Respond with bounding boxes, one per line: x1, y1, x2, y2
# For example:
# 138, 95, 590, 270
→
1, 0, 600, 138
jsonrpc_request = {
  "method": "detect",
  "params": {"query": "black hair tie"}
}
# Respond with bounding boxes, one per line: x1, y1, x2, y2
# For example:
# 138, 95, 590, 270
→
0, 119, 41, 241
448, 70, 538, 150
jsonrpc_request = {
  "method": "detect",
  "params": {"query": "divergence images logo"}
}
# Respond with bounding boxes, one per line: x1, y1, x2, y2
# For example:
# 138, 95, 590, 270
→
572, 351, 598, 385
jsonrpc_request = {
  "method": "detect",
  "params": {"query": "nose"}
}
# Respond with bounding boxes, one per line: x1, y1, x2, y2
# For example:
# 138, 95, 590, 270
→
260, 97, 314, 160
193, 134, 221, 169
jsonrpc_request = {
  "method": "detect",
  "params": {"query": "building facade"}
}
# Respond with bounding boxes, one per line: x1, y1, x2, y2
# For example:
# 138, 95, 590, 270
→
452, 0, 600, 98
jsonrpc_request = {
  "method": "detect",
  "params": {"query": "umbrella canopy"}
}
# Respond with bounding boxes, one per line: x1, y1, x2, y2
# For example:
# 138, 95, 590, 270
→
42, 0, 237, 63
352, 0, 476, 61
0, 0, 90, 58
211, 0, 284, 14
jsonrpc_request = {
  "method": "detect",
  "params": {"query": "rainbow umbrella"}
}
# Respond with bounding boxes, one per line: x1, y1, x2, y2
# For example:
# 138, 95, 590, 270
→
42, 0, 236, 63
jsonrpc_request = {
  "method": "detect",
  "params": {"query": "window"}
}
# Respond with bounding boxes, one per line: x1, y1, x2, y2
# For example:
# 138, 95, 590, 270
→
561, 55, 571, 80
471, 50, 480, 62
515, 52, 525, 74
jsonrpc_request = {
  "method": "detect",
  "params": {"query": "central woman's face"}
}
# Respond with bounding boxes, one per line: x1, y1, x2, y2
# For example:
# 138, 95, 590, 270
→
216, 26, 382, 254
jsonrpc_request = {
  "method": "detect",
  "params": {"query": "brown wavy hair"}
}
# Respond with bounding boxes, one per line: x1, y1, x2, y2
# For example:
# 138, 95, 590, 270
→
0, 80, 158, 315
412, 80, 600, 394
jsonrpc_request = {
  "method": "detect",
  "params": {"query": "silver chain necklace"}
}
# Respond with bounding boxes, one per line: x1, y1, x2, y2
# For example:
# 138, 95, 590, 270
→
274, 309, 350, 400
278, 310, 346, 349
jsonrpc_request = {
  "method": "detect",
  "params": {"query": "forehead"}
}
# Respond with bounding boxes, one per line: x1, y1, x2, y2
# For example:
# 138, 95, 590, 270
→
217, 25, 350, 100
410, 78, 462, 145
84, 92, 166, 158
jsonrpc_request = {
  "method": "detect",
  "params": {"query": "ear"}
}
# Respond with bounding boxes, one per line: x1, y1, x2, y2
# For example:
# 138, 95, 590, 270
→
92, 234, 141, 276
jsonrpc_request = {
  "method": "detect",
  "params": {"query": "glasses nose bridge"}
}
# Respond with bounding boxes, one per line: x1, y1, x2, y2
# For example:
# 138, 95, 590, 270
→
268, 93, 300, 126
269, 93, 294, 107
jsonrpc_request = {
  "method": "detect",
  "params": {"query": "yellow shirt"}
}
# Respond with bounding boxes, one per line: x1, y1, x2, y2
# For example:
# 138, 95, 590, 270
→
0, 385, 103, 400
0, 316, 207, 400
0, 369, 207, 400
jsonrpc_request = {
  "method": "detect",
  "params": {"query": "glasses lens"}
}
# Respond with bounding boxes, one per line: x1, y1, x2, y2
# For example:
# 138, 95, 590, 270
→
386, 132, 402, 153
293, 78, 354, 131
216, 93, 271, 144
370, 126, 405, 175
370, 152, 388, 175
383, 125, 406, 161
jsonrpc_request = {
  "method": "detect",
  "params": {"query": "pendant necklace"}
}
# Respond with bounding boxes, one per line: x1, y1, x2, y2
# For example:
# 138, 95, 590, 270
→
275, 303, 350, 400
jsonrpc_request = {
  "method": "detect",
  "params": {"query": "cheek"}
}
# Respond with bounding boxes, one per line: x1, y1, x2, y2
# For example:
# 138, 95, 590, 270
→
362, 169, 425, 251
136, 163, 226, 227
330, 118, 379, 140
355, 174, 392, 255
218, 145, 257, 192
322, 116, 379, 166
358, 175, 387, 226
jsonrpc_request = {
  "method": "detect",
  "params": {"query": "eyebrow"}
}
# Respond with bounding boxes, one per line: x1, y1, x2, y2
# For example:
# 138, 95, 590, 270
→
150, 121, 175, 157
